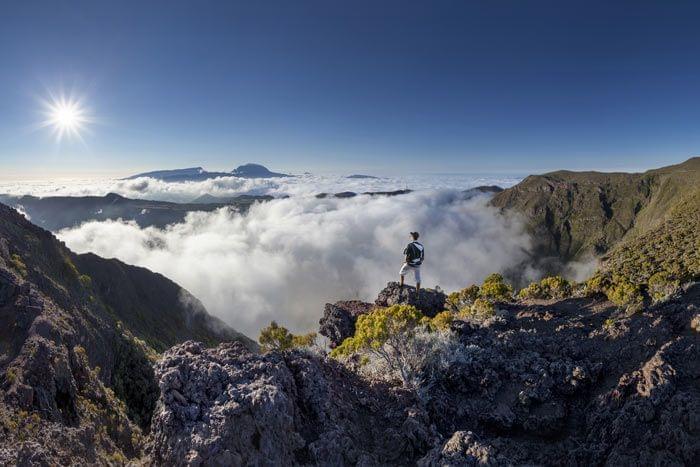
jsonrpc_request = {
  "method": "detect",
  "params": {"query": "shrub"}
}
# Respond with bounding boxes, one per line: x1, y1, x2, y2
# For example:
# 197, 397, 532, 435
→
355, 327, 467, 398
446, 285, 480, 312
647, 271, 680, 302
606, 275, 643, 307
540, 276, 572, 298
518, 276, 572, 300
429, 311, 454, 331
479, 273, 513, 302
5, 368, 17, 384
9, 254, 27, 277
518, 282, 544, 300
584, 272, 611, 296
258, 321, 317, 352
459, 298, 496, 321
62, 256, 80, 279
331, 304, 426, 386
79, 274, 93, 288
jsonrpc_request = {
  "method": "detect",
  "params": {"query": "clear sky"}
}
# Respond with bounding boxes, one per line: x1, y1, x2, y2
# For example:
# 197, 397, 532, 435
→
1, 0, 699, 177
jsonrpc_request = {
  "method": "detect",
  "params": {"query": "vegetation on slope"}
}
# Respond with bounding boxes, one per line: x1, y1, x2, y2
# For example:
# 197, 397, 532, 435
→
490, 157, 700, 264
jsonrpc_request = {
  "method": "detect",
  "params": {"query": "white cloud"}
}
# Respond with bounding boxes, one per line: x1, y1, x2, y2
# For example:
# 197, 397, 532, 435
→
58, 190, 532, 338
0, 173, 521, 203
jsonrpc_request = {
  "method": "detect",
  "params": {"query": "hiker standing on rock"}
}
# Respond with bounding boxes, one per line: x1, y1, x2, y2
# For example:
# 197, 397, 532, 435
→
400, 231, 424, 291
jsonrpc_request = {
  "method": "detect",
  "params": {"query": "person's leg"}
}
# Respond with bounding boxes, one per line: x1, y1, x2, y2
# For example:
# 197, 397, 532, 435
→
399, 263, 408, 287
414, 266, 421, 291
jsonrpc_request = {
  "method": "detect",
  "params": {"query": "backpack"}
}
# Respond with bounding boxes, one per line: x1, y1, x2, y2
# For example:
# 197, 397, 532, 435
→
404, 241, 424, 266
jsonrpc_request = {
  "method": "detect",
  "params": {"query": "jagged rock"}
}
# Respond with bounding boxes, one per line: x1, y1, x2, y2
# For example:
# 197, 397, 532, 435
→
375, 282, 446, 317
418, 431, 509, 466
691, 313, 700, 332
149, 341, 437, 466
318, 300, 374, 348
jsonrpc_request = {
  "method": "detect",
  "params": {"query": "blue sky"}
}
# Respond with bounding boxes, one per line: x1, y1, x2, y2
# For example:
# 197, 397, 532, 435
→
1, 0, 699, 177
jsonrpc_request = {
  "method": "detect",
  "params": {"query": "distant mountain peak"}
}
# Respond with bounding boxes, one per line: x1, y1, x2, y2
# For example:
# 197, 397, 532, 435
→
230, 163, 290, 178
125, 164, 290, 181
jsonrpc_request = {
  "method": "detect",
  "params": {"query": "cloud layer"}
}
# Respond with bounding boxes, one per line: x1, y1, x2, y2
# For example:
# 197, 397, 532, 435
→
0, 173, 522, 203
58, 190, 532, 337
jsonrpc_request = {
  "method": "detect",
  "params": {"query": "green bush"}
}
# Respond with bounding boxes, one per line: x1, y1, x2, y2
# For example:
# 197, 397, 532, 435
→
258, 321, 317, 352
459, 298, 496, 321
647, 271, 680, 302
584, 273, 610, 296
9, 254, 27, 277
518, 276, 572, 300
79, 274, 93, 289
429, 311, 454, 331
479, 273, 513, 302
446, 285, 480, 312
331, 304, 432, 387
518, 282, 544, 300
606, 275, 643, 307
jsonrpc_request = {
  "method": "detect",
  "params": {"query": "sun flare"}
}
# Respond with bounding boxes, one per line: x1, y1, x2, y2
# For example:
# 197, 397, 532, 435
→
40, 93, 91, 142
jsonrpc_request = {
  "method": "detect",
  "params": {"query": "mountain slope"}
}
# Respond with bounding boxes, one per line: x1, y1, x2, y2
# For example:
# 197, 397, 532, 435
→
0, 203, 254, 353
0, 201, 255, 463
490, 157, 700, 264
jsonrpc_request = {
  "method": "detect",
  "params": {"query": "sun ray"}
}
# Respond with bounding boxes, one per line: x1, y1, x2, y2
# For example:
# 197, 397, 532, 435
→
38, 91, 92, 143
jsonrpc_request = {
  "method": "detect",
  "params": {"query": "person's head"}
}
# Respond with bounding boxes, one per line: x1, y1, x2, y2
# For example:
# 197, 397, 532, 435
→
410, 231, 420, 241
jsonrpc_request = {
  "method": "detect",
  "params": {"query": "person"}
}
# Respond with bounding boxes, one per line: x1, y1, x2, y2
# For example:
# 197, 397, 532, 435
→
399, 231, 424, 291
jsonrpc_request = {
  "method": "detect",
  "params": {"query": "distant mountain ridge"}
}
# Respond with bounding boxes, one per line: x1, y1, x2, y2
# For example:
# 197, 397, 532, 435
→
490, 157, 700, 264
126, 163, 290, 181
0, 192, 272, 231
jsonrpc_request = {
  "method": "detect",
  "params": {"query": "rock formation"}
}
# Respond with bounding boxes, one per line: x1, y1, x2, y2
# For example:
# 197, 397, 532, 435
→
374, 282, 447, 317
149, 341, 436, 466
318, 300, 375, 348
150, 283, 700, 465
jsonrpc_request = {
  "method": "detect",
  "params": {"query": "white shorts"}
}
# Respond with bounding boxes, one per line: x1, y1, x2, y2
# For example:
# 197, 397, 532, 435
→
399, 263, 421, 283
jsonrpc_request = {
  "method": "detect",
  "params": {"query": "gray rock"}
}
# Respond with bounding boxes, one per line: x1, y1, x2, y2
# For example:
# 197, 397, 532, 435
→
148, 341, 436, 466
375, 281, 447, 317
318, 300, 374, 348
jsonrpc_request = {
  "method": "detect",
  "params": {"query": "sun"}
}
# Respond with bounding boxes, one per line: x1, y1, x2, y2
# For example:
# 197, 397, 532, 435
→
39, 93, 91, 142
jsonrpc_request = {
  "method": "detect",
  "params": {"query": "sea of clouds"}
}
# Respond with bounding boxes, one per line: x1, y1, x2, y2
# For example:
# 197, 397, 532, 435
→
4, 173, 541, 338
0, 172, 521, 202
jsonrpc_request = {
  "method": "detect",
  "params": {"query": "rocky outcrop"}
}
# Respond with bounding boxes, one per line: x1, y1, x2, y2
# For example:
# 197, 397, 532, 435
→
375, 282, 447, 317
318, 284, 448, 348
0, 202, 253, 464
418, 431, 511, 466
149, 283, 700, 466
149, 341, 436, 466
318, 300, 375, 348
0, 263, 145, 464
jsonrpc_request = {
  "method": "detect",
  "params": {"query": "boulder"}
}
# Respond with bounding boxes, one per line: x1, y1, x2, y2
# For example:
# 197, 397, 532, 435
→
375, 282, 446, 317
148, 341, 436, 466
318, 300, 374, 348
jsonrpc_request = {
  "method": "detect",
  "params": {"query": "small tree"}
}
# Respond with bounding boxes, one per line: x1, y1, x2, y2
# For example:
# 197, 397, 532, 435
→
429, 311, 454, 331
606, 275, 643, 307
446, 285, 480, 312
459, 298, 496, 321
540, 276, 572, 298
258, 321, 317, 352
518, 276, 572, 300
479, 273, 513, 301
331, 304, 426, 386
